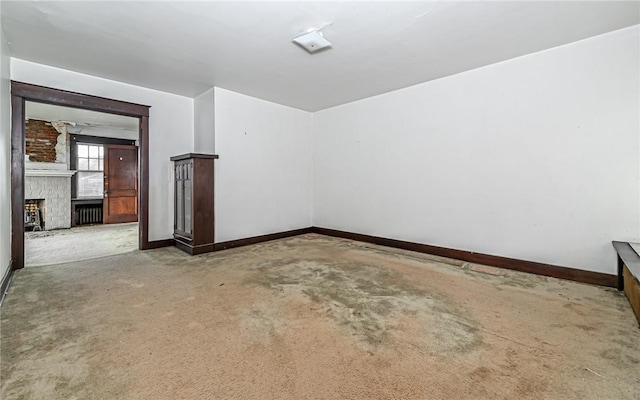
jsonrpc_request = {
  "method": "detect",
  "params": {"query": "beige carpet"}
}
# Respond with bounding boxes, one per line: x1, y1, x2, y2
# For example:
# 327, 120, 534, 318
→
2, 234, 639, 399
25, 222, 138, 267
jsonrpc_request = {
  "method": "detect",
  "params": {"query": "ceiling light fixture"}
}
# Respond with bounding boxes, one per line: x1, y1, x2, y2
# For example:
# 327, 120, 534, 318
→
292, 30, 332, 53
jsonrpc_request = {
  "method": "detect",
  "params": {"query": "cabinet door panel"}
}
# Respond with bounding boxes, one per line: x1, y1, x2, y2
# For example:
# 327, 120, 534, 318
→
176, 179, 184, 232
184, 178, 192, 234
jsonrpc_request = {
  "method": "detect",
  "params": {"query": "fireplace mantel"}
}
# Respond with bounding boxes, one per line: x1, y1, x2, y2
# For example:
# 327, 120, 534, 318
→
25, 169, 77, 178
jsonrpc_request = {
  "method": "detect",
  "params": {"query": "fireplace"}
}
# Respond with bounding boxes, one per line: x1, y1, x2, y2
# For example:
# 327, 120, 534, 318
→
25, 199, 45, 231
25, 169, 75, 230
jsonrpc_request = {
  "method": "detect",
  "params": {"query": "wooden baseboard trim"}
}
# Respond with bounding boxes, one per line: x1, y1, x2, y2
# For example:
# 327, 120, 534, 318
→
145, 239, 175, 249
311, 227, 617, 288
0, 264, 14, 307
214, 227, 314, 252
154, 226, 616, 288
175, 240, 215, 255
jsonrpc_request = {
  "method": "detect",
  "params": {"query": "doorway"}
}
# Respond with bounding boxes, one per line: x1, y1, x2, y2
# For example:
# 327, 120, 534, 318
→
10, 81, 152, 270
22, 101, 141, 267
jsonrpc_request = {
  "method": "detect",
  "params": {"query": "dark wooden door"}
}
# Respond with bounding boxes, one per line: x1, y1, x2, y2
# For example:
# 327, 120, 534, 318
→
103, 144, 138, 224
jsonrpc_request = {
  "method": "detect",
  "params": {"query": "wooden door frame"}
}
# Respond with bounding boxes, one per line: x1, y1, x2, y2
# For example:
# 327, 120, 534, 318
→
10, 81, 151, 270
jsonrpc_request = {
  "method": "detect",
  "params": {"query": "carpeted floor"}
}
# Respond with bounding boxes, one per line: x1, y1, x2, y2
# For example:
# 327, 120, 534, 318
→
1, 234, 639, 399
24, 223, 138, 267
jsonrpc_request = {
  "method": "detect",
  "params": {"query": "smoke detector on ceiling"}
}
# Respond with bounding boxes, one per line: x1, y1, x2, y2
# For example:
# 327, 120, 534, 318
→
292, 30, 332, 53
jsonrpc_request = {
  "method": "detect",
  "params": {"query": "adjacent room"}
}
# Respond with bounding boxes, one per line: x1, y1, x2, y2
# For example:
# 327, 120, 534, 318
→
0, 2, 639, 399
24, 102, 139, 266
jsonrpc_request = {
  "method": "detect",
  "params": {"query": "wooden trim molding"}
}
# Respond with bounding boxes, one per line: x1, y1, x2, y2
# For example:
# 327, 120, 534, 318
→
0, 265, 14, 307
208, 227, 616, 287
176, 241, 214, 256
214, 228, 314, 252
11, 94, 25, 271
146, 239, 175, 249
170, 153, 219, 161
152, 226, 616, 289
10, 81, 151, 269
139, 116, 150, 250
11, 81, 149, 117
311, 227, 617, 288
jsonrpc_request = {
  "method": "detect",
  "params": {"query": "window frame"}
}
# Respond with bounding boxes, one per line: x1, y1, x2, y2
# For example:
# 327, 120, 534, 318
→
76, 143, 104, 172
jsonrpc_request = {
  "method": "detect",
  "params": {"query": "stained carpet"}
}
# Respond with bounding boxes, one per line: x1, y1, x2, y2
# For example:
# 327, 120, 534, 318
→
2, 234, 639, 399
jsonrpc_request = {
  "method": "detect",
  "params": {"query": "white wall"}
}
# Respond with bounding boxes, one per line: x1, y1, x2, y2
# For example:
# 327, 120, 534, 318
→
11, 59, 194, 241
194, 88, 215, 153
214, 87, 313, 242
313, 26, 640, 275
0, 7, 11, 277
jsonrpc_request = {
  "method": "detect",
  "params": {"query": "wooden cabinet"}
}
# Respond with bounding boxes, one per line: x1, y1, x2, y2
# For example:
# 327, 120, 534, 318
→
170, 153, 218, 255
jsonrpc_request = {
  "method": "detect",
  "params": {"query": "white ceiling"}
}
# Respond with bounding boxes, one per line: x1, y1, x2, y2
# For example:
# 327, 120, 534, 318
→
26, 101, 139, 141
3, 1, 639, 112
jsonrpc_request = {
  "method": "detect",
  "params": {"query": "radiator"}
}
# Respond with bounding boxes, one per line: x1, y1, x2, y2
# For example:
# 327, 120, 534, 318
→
78, 207, 103, 225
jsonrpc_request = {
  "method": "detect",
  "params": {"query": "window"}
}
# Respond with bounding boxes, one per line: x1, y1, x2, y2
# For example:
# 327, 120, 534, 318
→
77, 144, 104, 171
76, 144, 104, 198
